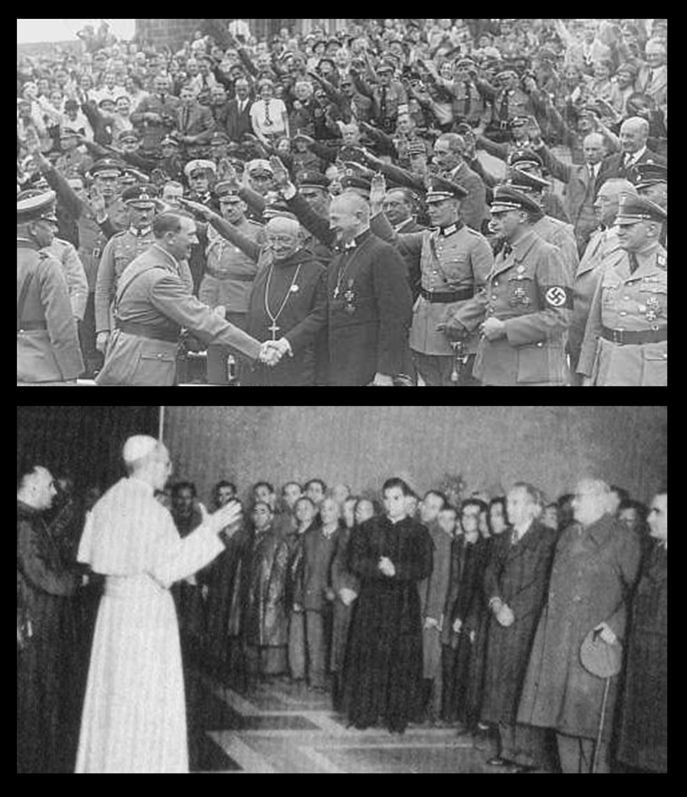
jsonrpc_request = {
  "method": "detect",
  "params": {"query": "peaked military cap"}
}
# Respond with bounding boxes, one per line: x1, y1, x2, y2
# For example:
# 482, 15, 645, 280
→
490, 184, 541, 215
17, 189, 58, 223
122, 183, 158, 208
630, 162, 667, 189
89, 158, 124, 179
615, 193, 667, 225
340, 174, 372, 194
507, 148, 543, 169
297, 171, 329, 189
425, 175, 468, 203
507, 167, 550, 194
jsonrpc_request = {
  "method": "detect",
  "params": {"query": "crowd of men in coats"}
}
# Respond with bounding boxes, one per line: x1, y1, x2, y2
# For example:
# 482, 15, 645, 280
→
17, 18, 666, 385
18, 459, 666, 773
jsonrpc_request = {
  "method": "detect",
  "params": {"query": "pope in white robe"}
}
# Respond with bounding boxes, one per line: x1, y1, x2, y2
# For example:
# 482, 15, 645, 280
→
75, 436, 241, 773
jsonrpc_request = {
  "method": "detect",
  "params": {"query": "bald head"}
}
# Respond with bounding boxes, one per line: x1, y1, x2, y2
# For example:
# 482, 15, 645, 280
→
594, 179, 637, 227
583, 132, 606, 165
329, 192, 370, 242
572, 479, 612, 526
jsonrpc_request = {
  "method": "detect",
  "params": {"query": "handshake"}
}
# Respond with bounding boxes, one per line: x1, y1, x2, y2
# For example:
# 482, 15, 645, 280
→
258, 338, 291, 367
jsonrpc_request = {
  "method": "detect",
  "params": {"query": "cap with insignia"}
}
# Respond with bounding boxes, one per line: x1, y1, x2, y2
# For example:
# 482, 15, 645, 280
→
490, 184, 541, 215
117, 129, 140, 143
215, 181, 241, 199
184, 159, 217, 178
161, 134, 181, 148
246, 159, 274, 176
17, 189, 58, 224
297, 171, 328, 189
425, 175, 468, 203
509, 116, 530, 129
89, 158, 124, 179
263, 199, 297, 220
614, 194, 667, 225
340, 174, 372, 195
630, 162, 667, 190
122, 183, 158, 209
508, 149, 543, 169
507, 167, 549, 195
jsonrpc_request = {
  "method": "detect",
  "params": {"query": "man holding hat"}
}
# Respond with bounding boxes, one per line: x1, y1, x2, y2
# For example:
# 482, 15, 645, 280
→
518, 480, 641, 772
444, 185, 572, 386
374, 175, 493, 386
577, 194, 667, 386
17, 190, 84, 384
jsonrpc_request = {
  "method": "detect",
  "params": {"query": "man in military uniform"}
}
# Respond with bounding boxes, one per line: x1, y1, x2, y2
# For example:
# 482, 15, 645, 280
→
433, 133, 487, 231
30, 148, 129, 377
130, 74, 181, 155
373, 176, 493, 386
198, 183, 266, 384
184, 160, 218, 209
630, 162, 667, 246
444, 185, 572, 386
96, 212, 277, 386
568, 179, 637, 384
577, 195, 667, 386
506, 168, 579, 282
17, 191, 84, 385
94, 184, 161, 355
485, 71, 534, 143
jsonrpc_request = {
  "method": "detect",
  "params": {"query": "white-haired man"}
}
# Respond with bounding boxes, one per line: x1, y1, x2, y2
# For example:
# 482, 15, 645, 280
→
597, 116, 666, 183
518, 479, 642, 773
75, 436, 242, 773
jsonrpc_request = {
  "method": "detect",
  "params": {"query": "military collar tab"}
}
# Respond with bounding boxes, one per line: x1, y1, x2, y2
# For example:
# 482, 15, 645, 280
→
441, 223, 458, 236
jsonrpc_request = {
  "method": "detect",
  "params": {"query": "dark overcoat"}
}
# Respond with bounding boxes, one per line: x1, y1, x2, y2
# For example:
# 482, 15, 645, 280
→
480, 522, 557, 725
517, 514, 641, 740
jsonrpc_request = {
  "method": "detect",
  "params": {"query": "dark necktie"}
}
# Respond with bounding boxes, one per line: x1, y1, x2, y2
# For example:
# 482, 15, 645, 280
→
464, 82, 472, 117
182, 105, 189, 133
380, 87, 388, 118
628, 252, 640, 274
264, 100, 272, 125
499, 90, 509, 121
502, 242, 513, 257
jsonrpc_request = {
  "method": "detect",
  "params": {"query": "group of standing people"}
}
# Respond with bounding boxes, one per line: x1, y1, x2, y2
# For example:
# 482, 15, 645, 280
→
18, 437, 667, 772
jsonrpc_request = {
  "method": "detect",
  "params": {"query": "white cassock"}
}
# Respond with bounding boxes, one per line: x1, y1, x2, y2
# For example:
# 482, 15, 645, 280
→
75, 477, 225, 773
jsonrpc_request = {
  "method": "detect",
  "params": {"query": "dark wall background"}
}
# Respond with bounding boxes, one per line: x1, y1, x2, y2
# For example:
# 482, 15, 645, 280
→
164, 406, 667, 505
17, 407, 159, 491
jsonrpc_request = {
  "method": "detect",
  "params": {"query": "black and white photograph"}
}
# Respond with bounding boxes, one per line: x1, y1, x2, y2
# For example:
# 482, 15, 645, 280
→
17, 405, 667, 772
17, 19, 666, 386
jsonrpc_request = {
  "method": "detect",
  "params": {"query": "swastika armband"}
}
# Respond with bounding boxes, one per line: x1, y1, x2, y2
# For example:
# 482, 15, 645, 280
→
544, 286, 572, 309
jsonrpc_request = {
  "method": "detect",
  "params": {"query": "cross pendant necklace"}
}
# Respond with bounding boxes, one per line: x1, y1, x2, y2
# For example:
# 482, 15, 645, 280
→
268, 322, 280, 340
264, 261, 303, 341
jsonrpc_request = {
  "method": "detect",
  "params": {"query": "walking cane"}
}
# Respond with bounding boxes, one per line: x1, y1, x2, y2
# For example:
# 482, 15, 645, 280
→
580, 629, 623, 774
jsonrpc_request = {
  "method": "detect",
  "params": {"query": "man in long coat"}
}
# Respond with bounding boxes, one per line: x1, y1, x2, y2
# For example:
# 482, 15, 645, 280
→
617, 490, 667, 772
17, 463, 79, 773
342, 479, 433, 733
75, 436, 242, 773
481, 484, 556, 771
517, 479, 641, 773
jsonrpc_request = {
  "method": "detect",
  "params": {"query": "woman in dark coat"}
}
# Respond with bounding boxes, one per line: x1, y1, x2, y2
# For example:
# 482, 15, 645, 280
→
617, 491, 667, 772
342, 478, 433, 733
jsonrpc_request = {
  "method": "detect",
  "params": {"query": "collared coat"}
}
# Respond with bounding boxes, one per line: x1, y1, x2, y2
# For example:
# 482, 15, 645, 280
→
44, 237, 89, 321
480, 522, 557, 726
617, 543, 667, 772
447, 161, 488, 231
577, 243, 667, 385
532, 214, 579, 283
451, 229, 571, 385
330, 525, 360, 674
419, 523, 453, 679
96, 244, 262, 385
302, 526, 341, 612
390, 221, 494, 356
327, 229, 413, 385
568, 227, 621, 368
517, 514, 641, 740
17, 240, 84, 383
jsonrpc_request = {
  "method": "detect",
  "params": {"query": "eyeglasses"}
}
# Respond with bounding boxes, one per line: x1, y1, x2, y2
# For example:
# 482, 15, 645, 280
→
267, 235, 296, 245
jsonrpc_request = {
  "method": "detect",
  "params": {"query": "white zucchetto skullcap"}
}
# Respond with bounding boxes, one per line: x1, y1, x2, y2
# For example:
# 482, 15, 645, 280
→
123, 435, 159, 465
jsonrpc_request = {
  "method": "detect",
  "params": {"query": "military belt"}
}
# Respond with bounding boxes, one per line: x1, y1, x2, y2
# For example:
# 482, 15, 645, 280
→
116, 320, 179, 343
205, 269, 256, 282
421, 287, 474, 303
17, 321, 48, 331
600, 326, 667, 345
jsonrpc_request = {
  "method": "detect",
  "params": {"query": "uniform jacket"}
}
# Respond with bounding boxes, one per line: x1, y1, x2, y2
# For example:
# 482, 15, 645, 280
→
419, 523, 453, 624
480, 522, 556, 725
96, 244, 262, 386
517, 514, 641, 740
327, 229, 413, 385
174, 101, 214, 144
44, 237, 88, 321
452, 229, 571, 385
17, 240, 84, 382
199, 218, 264, 314
389, 220, 494, 356
446, 161, 488, 231
568, 227, 621, 366
577, 244, 667, 385
532, 215, 579, 282
131, 93, 181, 152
